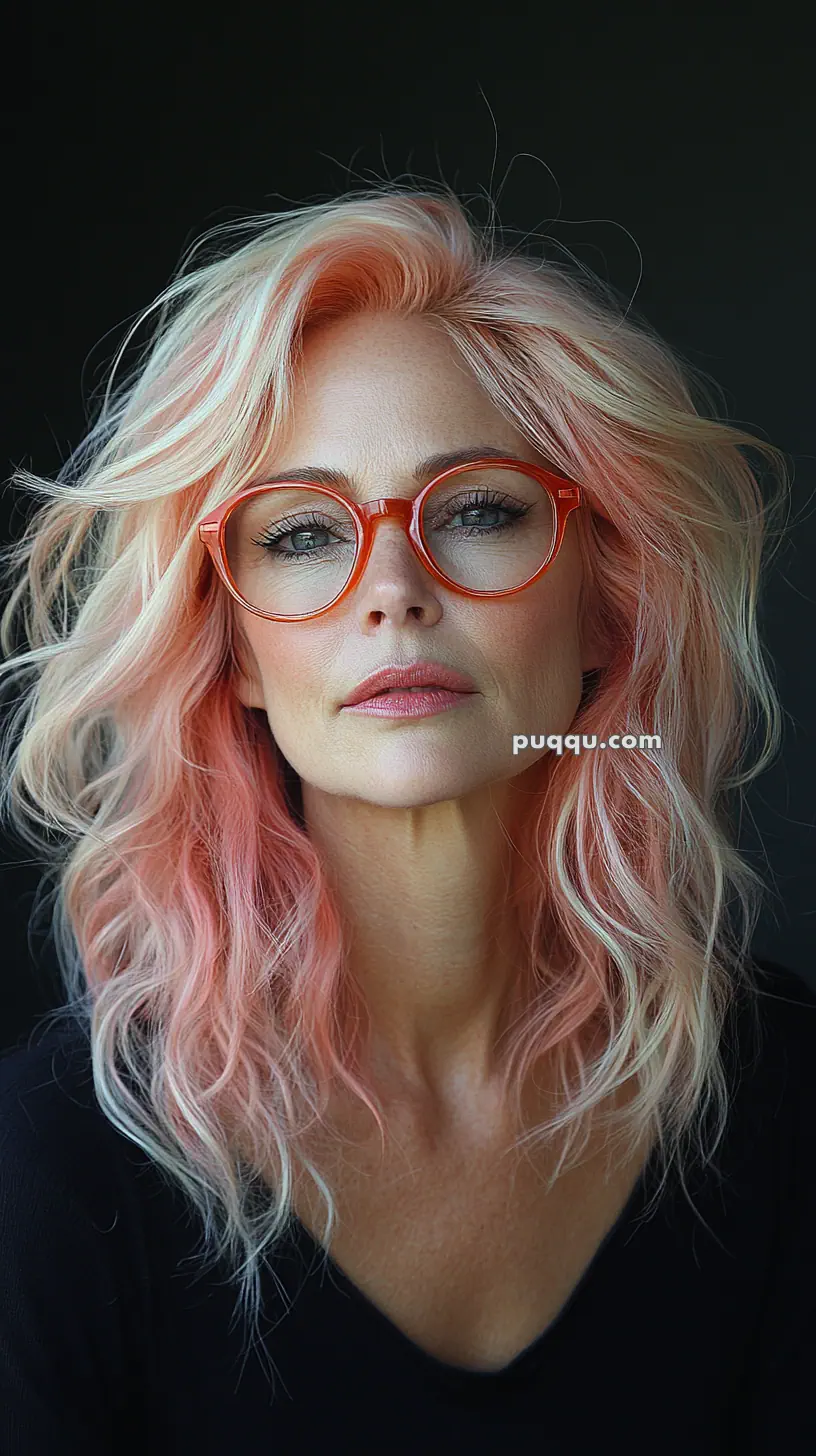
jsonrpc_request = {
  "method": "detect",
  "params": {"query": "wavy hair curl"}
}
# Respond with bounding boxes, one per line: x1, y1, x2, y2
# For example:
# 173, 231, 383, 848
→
0, 182, 790, 1358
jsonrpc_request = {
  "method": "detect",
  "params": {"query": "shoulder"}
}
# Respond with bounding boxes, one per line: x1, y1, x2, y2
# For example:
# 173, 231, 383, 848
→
1, 1016, 114, 1166
742, 956, 816, 1074
750, 955, 816, 1013
0, 1015, 158, 1244
0, 1021, 160, 1447
725, 957, 816, 1176
726, 961, 816, 1432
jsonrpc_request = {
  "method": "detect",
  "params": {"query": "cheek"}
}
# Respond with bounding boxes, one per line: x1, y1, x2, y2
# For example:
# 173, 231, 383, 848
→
482, 583, 581, 671
478, 587, 584, 725
247, 629, 337, 715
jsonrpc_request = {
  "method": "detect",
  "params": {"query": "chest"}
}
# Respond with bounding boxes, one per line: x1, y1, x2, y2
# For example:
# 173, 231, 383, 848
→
290, 1108, 654, 1373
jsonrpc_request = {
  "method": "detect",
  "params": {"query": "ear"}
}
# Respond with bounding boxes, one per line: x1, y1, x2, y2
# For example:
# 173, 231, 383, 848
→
231, 629, 265, 710
576, 551, 613, 674
580, 622, 611, 675
579, 589, 613, 673
234, 669, 265, 710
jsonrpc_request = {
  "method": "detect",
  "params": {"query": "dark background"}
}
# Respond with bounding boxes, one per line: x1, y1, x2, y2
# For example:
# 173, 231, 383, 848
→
2, 7, 814, 1044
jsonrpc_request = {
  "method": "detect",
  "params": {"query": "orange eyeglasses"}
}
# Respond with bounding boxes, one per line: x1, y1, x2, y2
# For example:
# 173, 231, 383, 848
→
197, 456, 583, 622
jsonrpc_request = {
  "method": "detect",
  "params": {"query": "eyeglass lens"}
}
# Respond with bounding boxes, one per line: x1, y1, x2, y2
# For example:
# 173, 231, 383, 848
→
223, 464, 557, 616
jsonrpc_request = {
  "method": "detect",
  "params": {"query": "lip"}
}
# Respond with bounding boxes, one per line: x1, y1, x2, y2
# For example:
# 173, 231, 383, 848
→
341, 661, 478, 707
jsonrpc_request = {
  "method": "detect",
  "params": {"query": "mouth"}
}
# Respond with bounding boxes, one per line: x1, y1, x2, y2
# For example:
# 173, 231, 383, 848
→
340, 683, 477, 718
368, 685, 449, 697
341, 663, 478, 708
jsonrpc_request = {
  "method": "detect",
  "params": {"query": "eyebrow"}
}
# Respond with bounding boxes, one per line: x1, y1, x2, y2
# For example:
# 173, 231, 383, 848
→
254, 445, 539, 493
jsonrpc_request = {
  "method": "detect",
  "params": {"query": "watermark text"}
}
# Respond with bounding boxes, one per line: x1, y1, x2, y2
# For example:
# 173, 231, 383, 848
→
513, 733, 661, 756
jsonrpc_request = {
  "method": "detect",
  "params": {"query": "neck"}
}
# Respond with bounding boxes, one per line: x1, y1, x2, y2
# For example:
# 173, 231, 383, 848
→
301, 770, 538, 1114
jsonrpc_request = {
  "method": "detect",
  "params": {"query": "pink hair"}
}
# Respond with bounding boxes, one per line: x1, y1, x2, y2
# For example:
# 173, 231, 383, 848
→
0, 182, 790, 1355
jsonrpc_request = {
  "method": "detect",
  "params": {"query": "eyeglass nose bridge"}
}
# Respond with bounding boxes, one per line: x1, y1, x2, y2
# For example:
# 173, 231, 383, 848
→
345, 497, 429, 601
352, 496, 437, 576
359, 497, 414, 525
352, 496, 425, 564
360, 497, 415, 550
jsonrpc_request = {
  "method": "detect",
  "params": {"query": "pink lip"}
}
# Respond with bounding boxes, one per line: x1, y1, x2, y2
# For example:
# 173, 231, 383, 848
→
341, 687, 473, 719
341, 661, 477, 708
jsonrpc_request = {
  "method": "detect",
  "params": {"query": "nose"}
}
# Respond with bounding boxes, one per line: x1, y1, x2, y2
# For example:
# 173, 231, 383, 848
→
360, 515, 429, 581
343, 508, 444, 623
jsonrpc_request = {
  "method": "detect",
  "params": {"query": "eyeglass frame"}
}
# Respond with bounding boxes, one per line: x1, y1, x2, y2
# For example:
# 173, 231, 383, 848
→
197, 455, 584, 622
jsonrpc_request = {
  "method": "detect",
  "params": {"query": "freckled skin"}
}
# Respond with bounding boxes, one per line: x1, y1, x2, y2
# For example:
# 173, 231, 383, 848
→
232, 310, 606, 1109
234, 311, 600, 804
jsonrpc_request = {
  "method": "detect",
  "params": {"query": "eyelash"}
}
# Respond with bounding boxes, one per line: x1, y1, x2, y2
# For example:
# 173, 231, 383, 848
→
253, 490, 531, 558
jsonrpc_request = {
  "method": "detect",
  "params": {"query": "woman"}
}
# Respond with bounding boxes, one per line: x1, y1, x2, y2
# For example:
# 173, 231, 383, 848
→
0, 184, 811, 1453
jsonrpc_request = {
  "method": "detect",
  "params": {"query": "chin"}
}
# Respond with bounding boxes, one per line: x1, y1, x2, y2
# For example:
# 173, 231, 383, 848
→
352, 773, 493, 809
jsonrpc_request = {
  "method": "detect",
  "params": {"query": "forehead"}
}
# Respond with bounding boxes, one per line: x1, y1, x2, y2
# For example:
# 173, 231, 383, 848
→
282, 312, 532, 458
293, 313, 495, 409
253, 445, 549, 498
299, 310, 456, 366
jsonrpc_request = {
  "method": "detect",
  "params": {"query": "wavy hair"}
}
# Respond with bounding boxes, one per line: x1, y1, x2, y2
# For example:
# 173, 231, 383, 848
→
0, 182, 790, 1360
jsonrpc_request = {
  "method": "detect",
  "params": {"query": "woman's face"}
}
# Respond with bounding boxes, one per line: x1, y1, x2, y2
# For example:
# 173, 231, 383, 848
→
233, 310, 601, 809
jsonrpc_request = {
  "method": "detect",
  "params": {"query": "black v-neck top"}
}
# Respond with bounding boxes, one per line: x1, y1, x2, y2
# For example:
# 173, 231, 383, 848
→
1, 957, 815, 1454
